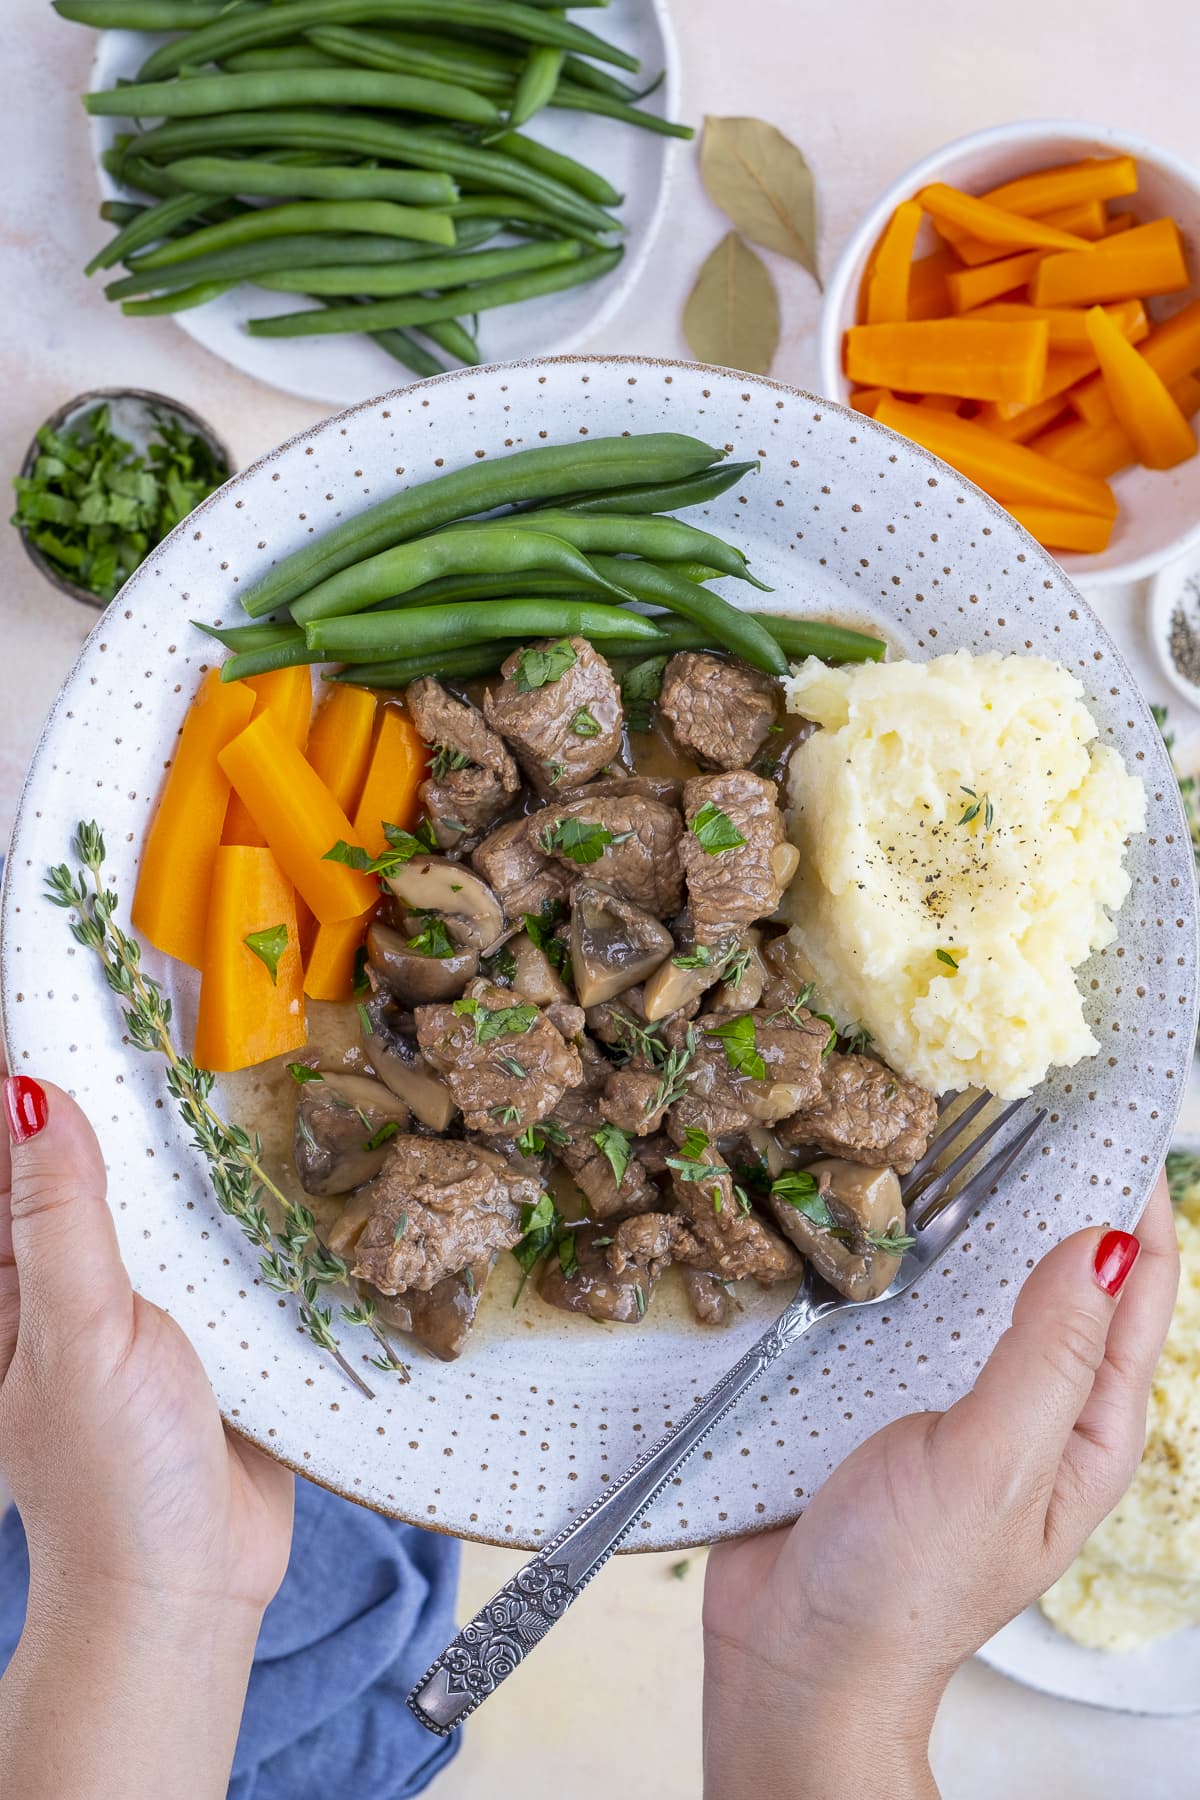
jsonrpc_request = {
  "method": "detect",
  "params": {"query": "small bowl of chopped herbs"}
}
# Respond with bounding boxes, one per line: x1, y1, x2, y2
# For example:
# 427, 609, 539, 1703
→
13, 389, 232, 609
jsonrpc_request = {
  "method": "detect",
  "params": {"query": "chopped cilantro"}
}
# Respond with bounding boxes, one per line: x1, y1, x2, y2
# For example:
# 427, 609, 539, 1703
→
770, 1171, 836, 1229
243, 923, 288, 984
453, 996, 539, 1044
539, 816, 614, 865
406, 916, 455, 959
323, 822, 435, 877
481, 944, 518, 985
672, 944, 712, 970
690, 802, 747, 855
288, 1063, 323, 1085
666, 1125, 713, 1184
513, 639, 577, 692
571, 705, 601, 739
704, 1013, 766, 1079
592, 1120, 633, 1187
557, 1230, 579, 1280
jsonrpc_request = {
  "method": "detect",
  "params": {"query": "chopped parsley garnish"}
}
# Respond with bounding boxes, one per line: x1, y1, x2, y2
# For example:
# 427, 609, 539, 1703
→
512, 1192, 561, 1300
770, 1170, 836, 1229
666, 1125, 712, 1183
841, 1022, 872, 1056
672, 944, 712, 970
497, 1055, 528, 1079
12, 400, 228, 603
453, 996, 540, 1044
704, 1013, 766, 1079
557, 1230, 579, 1281
481, 944, 518, 986
357, 1001, 374, 1037
518, 1120, 569, 1156
522, 898, 570, 974
690, 802, 747, 855
958, 786, 994, 830
592, 1120, 633, 1187
364, 1120, 401, 1152
513, 639, 577, 692
406, 915, 455, 959
571, 705, 601, 738
620, 654, 668, 733
539, 816, 614, 865
543, 759, 566, 786
431, 743, 472, 779
288, 1063, 323, 1085
633, 1283, 647, 1318
393, 1211, 409, 1243
243, 923, 288, 984
352, 942, 371, 998
324, 818, 436, 877
936, 949, 959, 971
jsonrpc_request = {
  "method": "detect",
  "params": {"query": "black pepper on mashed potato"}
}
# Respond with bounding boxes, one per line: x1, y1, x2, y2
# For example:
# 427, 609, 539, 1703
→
781, 650, 1146, 1100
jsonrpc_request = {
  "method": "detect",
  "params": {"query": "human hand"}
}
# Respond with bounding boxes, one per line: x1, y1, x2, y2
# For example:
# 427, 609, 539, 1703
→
0, 1065, 295, 1798
702, 1175, 1179, 1800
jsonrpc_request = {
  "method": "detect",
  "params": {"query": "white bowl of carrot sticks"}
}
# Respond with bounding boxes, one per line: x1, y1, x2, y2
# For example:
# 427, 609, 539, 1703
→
818, 121, 1200, 586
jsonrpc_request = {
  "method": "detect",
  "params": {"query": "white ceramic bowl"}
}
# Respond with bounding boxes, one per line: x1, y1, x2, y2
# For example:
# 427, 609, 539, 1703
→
817, 120, 1200, 588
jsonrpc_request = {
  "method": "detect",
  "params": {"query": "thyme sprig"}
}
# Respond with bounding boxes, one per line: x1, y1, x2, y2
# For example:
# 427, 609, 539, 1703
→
46, 822, 409, 1393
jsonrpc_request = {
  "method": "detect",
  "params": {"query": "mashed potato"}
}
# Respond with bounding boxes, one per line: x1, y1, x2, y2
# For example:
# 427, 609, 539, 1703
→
782, 650, 1145, 1100
1040, 1171, 1200, 1651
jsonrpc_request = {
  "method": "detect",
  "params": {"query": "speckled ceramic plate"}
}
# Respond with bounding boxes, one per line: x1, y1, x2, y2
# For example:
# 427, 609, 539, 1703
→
2, 357, 1196, 1551
87, 0, 680, 407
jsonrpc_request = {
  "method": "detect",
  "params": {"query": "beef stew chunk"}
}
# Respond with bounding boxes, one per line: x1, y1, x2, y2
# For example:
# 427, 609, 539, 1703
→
548, 1080, 661, 1220
536, 792, 685, 916
366, 1257, 495, 1362
416, 980, 584, 1135
660, 652, 778, 770
351, 1136, 540, 1294
778, 1053, 936, 1174
471, 814, 574, 921
680, 1267, 734, 1327
484, 636, 623, 793
539, 1221, 663, 1323
679, 771, 799, 945
406, 677, 520, 848
292, 1071, 410, 1197
663, 1108, 802, 1285
665, 1007, 828, 1133
766, 1159, 907, 1302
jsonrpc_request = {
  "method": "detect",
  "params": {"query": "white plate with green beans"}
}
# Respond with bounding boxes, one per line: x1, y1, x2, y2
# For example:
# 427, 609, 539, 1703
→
3, 358, 1192, 1551
68, 0, 684, 405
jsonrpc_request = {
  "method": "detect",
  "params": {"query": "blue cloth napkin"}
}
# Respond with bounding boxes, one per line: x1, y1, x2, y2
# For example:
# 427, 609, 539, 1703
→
0, 1478, 460, 1798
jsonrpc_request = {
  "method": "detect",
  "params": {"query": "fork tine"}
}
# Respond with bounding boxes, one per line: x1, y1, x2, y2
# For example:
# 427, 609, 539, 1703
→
909, 1096, 1028, 1214
915, 1107, 1047, 1238
899, 1090, 993, 1200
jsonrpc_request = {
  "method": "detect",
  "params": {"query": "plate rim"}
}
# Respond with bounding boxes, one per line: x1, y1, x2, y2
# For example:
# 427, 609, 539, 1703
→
3, 352, 1195, 1550
86, 0, 684, 407
976, 1605, 1200, 1717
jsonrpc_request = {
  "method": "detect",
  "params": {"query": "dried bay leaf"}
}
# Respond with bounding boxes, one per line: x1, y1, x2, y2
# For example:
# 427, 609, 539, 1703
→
683, 231, 780, 376
701, 115, 820, 284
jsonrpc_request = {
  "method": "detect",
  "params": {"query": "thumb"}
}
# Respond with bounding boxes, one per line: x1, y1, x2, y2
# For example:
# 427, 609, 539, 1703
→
3, 1076, 132, 1372
937, 1222, 1138, 1491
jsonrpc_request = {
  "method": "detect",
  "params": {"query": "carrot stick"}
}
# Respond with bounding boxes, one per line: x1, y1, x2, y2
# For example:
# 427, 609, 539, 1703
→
873, 396, 1118, 517
979, 155, 1138, 217
1030, 217, 1188, 307
865, 200, 924, 324
304, 704, 428, 1001
919, 183, 1097, 253
131, 668, 256, 970
906, 247, 958, 320
1105, 212, 1136, 235
844, 319, 1049, 404
223, 664, 313, 845
975, 394, 1068, 443
1031, 373, 1200, 476
1005, 504, 1114, 552
305, 682, 377, 813
193, 845, 306, 1072
946, 251, 1043, 313
1069, 296, 1200, 425
964, 298, 1148, 351
1084, 304, 1198, 470
849, 388, 891, 416
219, 710, 379, 923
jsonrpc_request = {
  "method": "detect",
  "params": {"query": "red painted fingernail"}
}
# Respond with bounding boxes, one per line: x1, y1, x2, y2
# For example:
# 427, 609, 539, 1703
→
4, 1077, 49, 1146
1094, 1229, 1140, 1298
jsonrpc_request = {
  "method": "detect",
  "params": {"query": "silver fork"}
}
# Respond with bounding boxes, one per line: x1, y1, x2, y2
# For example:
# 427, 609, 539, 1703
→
407, 1092, 1045, 1736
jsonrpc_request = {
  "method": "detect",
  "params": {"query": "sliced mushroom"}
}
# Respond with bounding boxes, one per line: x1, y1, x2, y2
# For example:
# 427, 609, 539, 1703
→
703, 929, 768, 1016
569, 879, 674, 1008
293, 1071, 410, 1198
360, 991, 458, 1132
507, 930, 571, 1005
766, 1159, 906, 1302
382, 857, 505, 955
367, 920, 479, 1006
642, 921, 733, 1022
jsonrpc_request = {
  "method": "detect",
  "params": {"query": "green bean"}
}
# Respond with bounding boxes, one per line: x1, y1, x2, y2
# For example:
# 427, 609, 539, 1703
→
54, 0, 230, 22
598, 615, 887, 665
247, 244, 623, 336
132, 200, 456, 273
161, 155, 457, 206
88, 69, 500, 128
118, 113, 622, 238
221, 638, 327, 682
483, 131, 622, 208
371, 326, 447, 378
254, 237, 580, 298
98, 200, 146, 226
332, 645, 524, 687
585, 557, 788, 676
363, 572, 595, 609
525, 460, 761, 516
552, 83, 695, 139
138, 2, 641, 84
561, 55, 640, 102
508, 512, 771, 589
306, 600, 665, 661
102, 151, 188, 202
509, 42, 566, 131
666, 562, 728, 584
447, 195, 609, 249
240, 433, 725, 617
106, 222, 500, 299
194, 619, 300, 655
222, 46, 344, 75
122, 279, 233, 315
84, 189, 221, 276
290, 523, 638, 626
417, 317, 480, 365
305, 25, 514, 90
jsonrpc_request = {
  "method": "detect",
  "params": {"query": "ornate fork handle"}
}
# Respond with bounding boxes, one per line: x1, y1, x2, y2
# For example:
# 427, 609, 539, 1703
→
407, 1277, 841, 1736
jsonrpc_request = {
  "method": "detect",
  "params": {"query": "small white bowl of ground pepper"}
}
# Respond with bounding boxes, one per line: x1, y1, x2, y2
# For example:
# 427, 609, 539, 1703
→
1150, 546, 1200, 710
